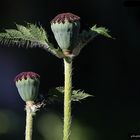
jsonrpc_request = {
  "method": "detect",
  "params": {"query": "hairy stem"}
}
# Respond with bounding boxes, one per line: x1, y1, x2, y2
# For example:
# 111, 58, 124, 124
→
63, 58, 72, 140
25, 101, 34, 140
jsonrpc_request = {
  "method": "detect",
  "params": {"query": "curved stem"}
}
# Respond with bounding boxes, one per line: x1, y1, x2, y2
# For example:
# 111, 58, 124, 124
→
63, 58, 72, 140
25, 101, 34, 140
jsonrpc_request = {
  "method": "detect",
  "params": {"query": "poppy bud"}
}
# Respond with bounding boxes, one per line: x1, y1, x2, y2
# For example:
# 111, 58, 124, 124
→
51, 13, 80, 52
14, 72, 40, 102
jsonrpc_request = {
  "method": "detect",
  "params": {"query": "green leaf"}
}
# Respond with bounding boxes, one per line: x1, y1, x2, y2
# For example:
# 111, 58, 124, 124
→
0, 23, 46, 45
72, 30, 97, 56
91, 25, 113, 39
0, 23, 63, 58
72, 25, 113, 57
5, 29, 22, 37
16, 24, 33, 39
48, 87, 93, 102
71, 90, 93, 101
26, 23, 48, 43
48, 87, 64, 102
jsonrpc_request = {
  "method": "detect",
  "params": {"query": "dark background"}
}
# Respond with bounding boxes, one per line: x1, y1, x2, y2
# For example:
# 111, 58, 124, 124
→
0, 0, 140, 140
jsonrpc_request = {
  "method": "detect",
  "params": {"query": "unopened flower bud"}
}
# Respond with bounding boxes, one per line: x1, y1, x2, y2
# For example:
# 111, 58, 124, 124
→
51, 13, 80, 53
14, 72, 40, 102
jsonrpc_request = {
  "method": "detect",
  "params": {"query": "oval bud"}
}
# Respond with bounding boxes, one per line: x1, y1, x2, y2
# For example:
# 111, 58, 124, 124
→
51, 13, 80, 52
14, 72, 40, 102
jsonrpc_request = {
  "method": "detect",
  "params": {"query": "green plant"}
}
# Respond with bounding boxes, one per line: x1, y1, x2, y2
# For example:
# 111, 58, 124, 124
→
0, 12, 112, 140
14, 72, 41, 140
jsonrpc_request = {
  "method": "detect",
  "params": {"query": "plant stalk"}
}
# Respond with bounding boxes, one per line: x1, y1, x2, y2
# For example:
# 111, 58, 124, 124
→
25, 101, 34, 140
63, 58, 72, 140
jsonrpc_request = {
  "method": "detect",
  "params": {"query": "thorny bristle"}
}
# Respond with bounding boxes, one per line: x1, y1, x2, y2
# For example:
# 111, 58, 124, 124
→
14, 72, 40, 82
51, 13, 80, 24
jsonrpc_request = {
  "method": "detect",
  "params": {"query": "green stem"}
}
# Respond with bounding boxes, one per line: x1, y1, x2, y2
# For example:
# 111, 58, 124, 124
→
63, 58, 72, 140
25, 101, 34, 140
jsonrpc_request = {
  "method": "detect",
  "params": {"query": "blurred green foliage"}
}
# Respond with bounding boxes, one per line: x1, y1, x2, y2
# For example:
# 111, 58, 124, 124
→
0, 110, 97, 140
36, 112, 96, 140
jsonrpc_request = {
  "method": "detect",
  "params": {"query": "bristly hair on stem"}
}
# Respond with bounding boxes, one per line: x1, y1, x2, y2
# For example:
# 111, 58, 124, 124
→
0, 23, 64, 58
